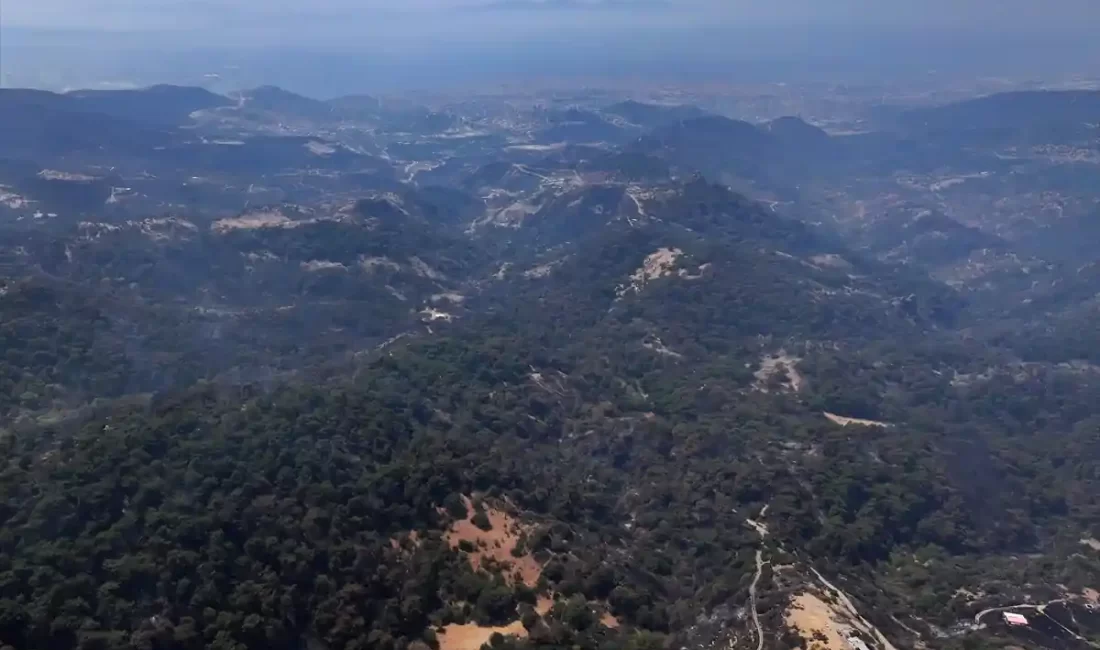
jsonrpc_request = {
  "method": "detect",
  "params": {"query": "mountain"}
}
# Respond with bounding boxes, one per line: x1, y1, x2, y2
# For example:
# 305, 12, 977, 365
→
462, 175, 964, 376
631, 116, 807, 196
763, 116, 830, 145
3, 171, 1095, 650
898, 90, 1100, 132
0, 86, 402, 218
65, 84, 232, 126
327, 93, 384, 119
602, 100, 710, 127
2, 81, 1100, 650
536, 107, 630, 144
0, 88, 176, 163
0, 189, 485, 419
238, 85, 338, 121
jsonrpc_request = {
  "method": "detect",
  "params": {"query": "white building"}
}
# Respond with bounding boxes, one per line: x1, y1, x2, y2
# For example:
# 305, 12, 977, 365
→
1003, 612, 1029, 626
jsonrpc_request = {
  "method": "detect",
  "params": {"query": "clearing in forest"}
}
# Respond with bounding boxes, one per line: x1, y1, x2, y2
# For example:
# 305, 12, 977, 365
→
785, 570, 899, 650
438, 598, 557, 650
618, 247, 682, 296
616, 248, 707, 297
445, 496, 542, 587
823, 412, 891, 428
754, 351, 804, 393
786, 593, 851, 650
439, 620, 528, 650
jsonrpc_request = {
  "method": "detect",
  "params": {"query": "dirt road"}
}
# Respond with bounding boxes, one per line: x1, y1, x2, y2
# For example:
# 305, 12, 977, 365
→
749, 549, 768, 650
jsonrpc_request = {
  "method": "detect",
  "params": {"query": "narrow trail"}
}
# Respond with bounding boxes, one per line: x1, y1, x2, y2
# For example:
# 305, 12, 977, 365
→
744, 506, 770, 650
749, 549, 768, 650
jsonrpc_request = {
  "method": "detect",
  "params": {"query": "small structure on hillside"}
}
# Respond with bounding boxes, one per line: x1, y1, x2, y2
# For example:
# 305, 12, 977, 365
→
1003, 612, 1029, 627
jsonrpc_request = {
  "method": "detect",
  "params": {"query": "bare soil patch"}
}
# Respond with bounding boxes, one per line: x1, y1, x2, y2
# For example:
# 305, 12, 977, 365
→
38, 169, 96, 181
213, 211, 295, 232
300, 260, 348, 272
445, 496, 542, 587
618, 248, 682, 297
823, 413, 891, 428
754, 351, 804, 393
439, 620, 527, 650
786, 593, 851, 650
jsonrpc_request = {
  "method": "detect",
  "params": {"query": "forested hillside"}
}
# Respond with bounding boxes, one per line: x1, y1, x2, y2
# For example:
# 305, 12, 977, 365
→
1, 84, 1100, 650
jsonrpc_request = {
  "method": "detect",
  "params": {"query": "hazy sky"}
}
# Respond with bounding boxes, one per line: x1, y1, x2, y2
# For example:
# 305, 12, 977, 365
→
7, 0, 1100, 37
3, 0, 1099, 92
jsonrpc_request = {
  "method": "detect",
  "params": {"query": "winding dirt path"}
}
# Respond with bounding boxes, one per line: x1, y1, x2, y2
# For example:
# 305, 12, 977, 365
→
974, 599, 1093, 644
749, 549, 768, 650
974, 600, 1065, 625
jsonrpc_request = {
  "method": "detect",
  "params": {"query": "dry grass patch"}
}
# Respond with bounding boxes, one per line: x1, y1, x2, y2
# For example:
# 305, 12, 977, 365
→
786, 593, 851, 650
445, 496, 542, 587
439, 620, 528, 650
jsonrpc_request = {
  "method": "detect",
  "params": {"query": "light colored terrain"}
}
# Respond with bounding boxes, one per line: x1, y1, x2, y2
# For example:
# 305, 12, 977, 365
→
300, 260, 347, 272
213, 211, 295, 231
439, 619, 528, 650
38, 169, 96, 181
786, 593, 851, 650
438, 599, 555, 650
823, 413, 891, 428
305, 140, 337, 155
420, 308, 455, 322
360, 256, 402, 272
439, 499, 550, 650
620, 247, 682, 296
444, 496, 542, 587
785, 568, 899, 650
754, 351, 804, 393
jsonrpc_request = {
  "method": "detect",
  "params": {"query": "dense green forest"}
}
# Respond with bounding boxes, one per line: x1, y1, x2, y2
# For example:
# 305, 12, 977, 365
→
4, 301, 1100, 650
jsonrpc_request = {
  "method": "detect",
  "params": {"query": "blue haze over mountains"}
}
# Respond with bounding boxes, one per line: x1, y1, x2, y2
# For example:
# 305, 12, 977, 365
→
3, 0, 1100, 93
